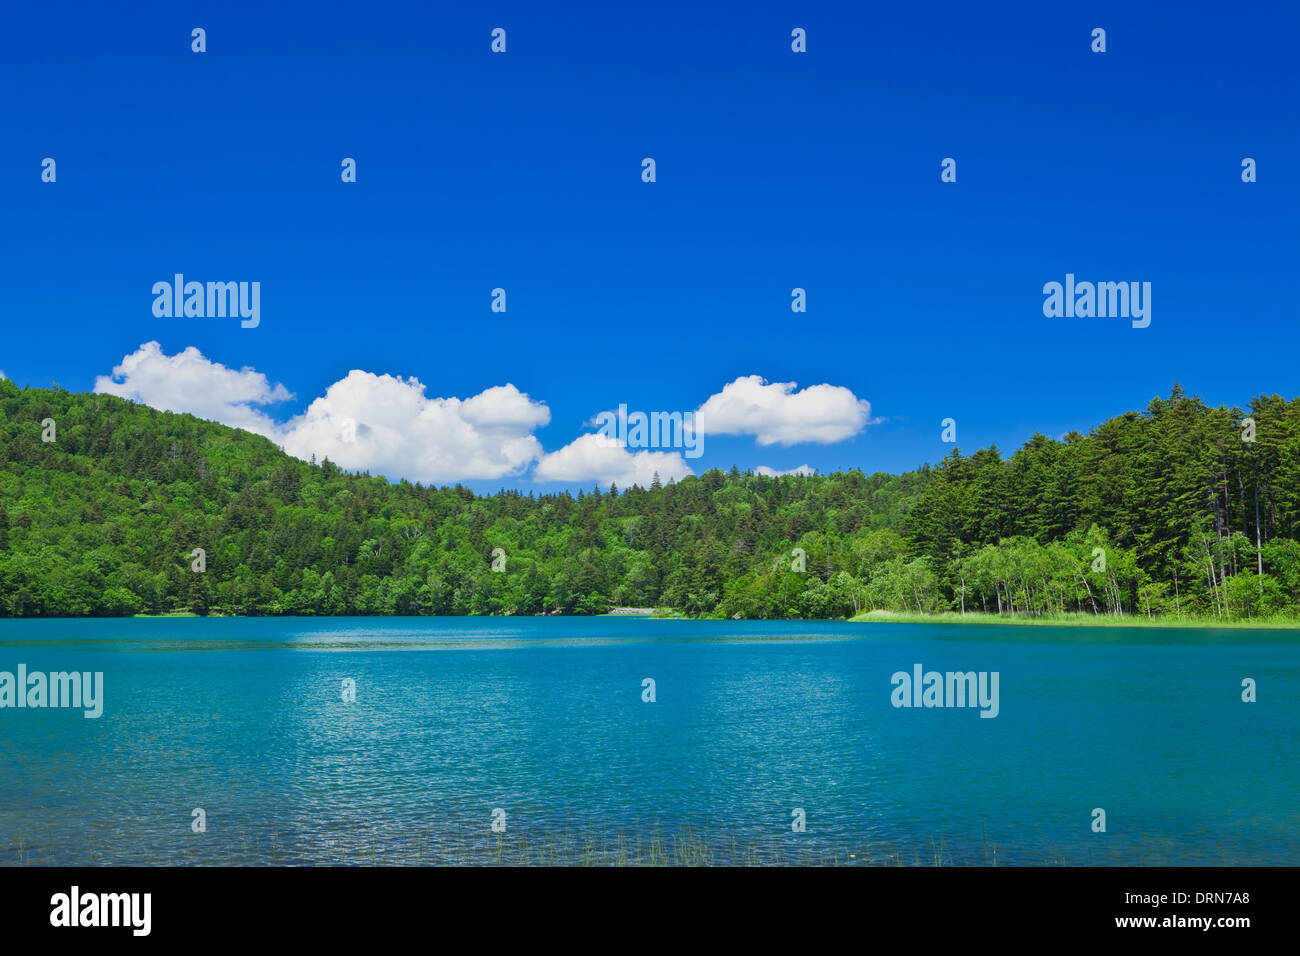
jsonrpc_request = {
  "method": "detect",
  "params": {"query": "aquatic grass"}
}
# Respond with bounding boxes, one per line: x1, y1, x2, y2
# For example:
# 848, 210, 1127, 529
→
0, 825, 1087, 868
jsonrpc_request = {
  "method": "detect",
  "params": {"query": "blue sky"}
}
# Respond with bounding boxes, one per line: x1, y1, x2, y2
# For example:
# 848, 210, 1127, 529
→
1, 1, 1296, 491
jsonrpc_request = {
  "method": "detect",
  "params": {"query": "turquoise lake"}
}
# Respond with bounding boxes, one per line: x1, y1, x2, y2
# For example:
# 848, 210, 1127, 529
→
0, 617, 1295, 866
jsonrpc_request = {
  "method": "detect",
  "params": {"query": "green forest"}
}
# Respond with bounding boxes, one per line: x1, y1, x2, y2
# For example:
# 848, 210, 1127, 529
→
2, 378, 1299, 621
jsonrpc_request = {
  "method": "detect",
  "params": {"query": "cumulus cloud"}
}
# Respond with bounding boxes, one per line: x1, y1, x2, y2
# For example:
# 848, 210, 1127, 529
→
534, 433, 693, 487
695, 375, 872, 446
280, 372, 548, 482
534, 373, 871, 485
91, 348, 873, 485
93, 341, 291, 438
94, 343, 550, 483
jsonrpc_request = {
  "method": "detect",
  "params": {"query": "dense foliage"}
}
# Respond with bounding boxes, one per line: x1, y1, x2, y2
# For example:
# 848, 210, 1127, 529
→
2, 379, 1298, 620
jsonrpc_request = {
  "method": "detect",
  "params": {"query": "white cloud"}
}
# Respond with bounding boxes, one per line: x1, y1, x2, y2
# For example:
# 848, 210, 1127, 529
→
90, 349, 872, 485
695, 375, 872, 446
280, 372, 548, 482
536, 372, 870, 485
534, 433, 693, 487
94, 343, 550, 483
93, 341, 291, 439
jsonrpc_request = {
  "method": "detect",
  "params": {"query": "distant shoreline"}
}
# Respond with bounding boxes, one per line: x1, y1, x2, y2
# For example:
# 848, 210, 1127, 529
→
58, 610, 1288, 629
848, 610, 1300, 629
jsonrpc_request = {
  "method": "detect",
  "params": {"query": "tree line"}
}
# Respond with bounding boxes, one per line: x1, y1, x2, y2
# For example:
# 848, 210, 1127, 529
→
1, 379, 1298, 620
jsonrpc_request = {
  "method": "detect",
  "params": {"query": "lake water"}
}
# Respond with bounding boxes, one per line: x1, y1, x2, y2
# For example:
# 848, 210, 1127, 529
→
0, 617, 1295, 866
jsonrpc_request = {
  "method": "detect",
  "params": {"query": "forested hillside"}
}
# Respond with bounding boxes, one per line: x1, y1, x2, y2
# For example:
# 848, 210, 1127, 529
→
1, 378, 1298, 620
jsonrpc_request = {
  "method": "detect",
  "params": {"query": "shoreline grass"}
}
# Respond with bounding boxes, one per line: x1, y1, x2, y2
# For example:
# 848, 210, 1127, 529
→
847, 609, 1300, 629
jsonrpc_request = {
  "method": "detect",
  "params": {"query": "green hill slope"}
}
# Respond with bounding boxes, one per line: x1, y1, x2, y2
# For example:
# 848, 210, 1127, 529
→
1, 378, 1298, 620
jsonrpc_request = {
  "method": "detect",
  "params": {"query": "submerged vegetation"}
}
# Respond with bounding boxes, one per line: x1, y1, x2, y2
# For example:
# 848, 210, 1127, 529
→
2, 379, 1299, 623
7, 824, 1055, 867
